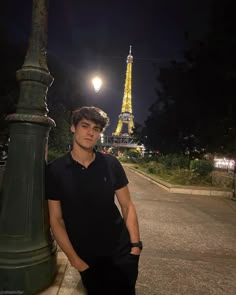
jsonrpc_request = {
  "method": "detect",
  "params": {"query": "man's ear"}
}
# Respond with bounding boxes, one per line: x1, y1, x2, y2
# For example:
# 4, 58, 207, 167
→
71, 124, 76, 134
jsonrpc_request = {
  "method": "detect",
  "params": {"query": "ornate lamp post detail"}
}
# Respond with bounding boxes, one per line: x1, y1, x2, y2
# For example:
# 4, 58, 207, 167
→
0, 0, 57, 293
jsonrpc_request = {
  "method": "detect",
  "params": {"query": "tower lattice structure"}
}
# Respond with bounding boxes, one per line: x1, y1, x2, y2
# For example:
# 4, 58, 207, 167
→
113, 46, 134, 136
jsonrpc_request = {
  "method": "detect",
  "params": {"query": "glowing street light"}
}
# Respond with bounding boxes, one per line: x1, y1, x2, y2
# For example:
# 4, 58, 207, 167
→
92, 76, 102, 92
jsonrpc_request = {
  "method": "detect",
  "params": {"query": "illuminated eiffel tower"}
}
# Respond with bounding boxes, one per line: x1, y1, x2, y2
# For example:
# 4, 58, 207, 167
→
113, 46, 134, 136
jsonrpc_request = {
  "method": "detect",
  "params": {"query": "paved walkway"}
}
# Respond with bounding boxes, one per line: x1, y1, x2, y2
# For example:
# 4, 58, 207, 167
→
39, 249, 86, 295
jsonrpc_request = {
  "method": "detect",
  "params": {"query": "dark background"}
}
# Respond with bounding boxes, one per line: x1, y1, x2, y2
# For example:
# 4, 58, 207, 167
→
0, 0, 211, 134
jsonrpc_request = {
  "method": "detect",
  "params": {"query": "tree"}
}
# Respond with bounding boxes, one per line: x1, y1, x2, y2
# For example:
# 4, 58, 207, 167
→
47, 103, 72, 152
145, 0, 236, 157
0, 26, 26, 142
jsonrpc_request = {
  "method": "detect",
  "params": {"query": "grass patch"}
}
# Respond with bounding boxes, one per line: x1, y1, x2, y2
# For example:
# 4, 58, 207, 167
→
126, 162, 218, 187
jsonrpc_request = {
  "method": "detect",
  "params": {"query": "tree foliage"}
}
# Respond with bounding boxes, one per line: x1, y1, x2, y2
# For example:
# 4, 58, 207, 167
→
47, 103, 72, 152
145, 0, 236, 157
0, 26, 25, 142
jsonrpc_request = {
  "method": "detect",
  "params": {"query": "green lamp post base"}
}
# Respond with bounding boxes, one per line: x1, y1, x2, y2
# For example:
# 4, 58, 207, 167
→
0, 250, 57, 294
0, 121, 57, 294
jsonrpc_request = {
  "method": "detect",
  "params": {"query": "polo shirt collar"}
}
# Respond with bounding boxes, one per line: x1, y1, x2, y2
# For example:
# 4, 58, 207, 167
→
65, 149, 99, 167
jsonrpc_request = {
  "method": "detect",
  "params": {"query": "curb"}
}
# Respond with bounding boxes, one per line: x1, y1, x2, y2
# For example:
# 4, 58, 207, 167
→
127, 166, 233, 198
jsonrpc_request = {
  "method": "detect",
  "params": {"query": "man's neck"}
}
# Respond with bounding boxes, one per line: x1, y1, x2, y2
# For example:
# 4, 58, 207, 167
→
71, 146, 95, 168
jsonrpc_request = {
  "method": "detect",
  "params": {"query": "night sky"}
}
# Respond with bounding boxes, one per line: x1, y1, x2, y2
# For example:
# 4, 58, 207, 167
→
0, 0, 211, 134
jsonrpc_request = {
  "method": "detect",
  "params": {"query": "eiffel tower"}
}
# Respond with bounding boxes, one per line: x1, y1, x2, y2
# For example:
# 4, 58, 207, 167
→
113, 46, 134, 136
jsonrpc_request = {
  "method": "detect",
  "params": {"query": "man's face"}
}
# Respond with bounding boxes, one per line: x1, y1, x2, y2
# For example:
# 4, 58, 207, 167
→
71, 119, 102, 150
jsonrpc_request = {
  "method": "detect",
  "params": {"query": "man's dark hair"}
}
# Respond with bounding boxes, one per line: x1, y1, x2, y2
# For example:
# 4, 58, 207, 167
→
71, 106, 110, 132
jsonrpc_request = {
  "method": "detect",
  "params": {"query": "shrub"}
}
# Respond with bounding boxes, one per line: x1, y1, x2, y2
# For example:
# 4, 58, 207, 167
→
119, 156, 129, 163
47, 149, 65, 162
126, 149, 142, 158
144, 162, 166, 176
158, 154, 172, 169
147, 165, 158, 174
171, 155, 190, 169
168, 169, 192, 185
158, 154, 189, 170
190, 159, 213, 177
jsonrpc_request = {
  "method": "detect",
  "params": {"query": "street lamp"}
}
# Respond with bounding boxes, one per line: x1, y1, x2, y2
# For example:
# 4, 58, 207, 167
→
0, 0, 57, 293
92, 76, 103, 92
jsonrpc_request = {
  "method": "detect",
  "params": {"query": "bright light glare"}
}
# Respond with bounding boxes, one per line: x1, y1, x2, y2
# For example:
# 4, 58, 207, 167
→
100, 133, 104, 143
92, 77, 102, 92
214, 157, 235, 170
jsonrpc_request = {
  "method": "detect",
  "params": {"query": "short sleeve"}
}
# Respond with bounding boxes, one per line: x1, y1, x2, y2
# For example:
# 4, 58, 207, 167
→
107, 155, 129, 190
45, 163, 61, 200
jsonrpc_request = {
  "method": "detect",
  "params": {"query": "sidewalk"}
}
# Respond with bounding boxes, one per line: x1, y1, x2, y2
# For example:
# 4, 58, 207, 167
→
39, 249, 86, 295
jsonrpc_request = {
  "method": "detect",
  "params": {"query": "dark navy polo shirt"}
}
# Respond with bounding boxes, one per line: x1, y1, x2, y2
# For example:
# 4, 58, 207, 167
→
45, 151, 128, 260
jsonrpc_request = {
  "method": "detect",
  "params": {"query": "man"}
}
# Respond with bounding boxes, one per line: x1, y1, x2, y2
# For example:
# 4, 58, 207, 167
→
46, 106, 142, 294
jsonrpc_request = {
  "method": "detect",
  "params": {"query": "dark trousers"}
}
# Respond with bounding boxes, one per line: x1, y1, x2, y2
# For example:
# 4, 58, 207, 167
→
79, 224, 139, 295
80, 254, 139, 295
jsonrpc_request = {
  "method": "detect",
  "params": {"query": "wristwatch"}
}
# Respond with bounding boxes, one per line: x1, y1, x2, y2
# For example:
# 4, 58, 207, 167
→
130, 241, 143, 250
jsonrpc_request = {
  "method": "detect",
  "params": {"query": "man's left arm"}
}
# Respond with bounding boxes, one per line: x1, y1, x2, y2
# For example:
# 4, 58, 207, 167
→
116, 185, 142, 255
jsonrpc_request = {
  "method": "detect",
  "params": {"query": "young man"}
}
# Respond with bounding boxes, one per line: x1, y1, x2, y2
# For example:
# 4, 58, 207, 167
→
46, 106, 142, 294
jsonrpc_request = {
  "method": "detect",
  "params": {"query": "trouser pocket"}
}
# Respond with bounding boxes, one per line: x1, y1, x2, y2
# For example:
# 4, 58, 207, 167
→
113, 252, 140, 290
79, 268, 92, 289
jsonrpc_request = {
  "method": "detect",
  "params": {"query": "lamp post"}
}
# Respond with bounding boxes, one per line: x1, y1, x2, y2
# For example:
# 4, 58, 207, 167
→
0, 0, 57, 293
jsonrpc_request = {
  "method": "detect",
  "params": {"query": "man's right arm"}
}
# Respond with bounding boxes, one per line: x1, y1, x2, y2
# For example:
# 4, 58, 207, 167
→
48, 200, 89, 272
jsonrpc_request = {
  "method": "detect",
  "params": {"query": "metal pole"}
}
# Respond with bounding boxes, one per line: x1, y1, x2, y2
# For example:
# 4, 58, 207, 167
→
0, 0, 57, 293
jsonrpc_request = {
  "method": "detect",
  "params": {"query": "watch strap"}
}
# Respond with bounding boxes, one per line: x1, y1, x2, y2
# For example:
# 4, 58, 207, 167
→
130, 241, 143, 250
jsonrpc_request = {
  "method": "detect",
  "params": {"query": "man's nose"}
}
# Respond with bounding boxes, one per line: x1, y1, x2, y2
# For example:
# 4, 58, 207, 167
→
87, 127, 94, 136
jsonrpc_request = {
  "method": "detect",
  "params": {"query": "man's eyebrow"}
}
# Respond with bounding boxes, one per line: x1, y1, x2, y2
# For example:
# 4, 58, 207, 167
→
80, 121, 101, 128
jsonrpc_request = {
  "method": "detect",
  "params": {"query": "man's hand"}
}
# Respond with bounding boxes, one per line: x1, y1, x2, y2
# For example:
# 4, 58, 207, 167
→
130, 247, 141, 255
70, 257, 90, 272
